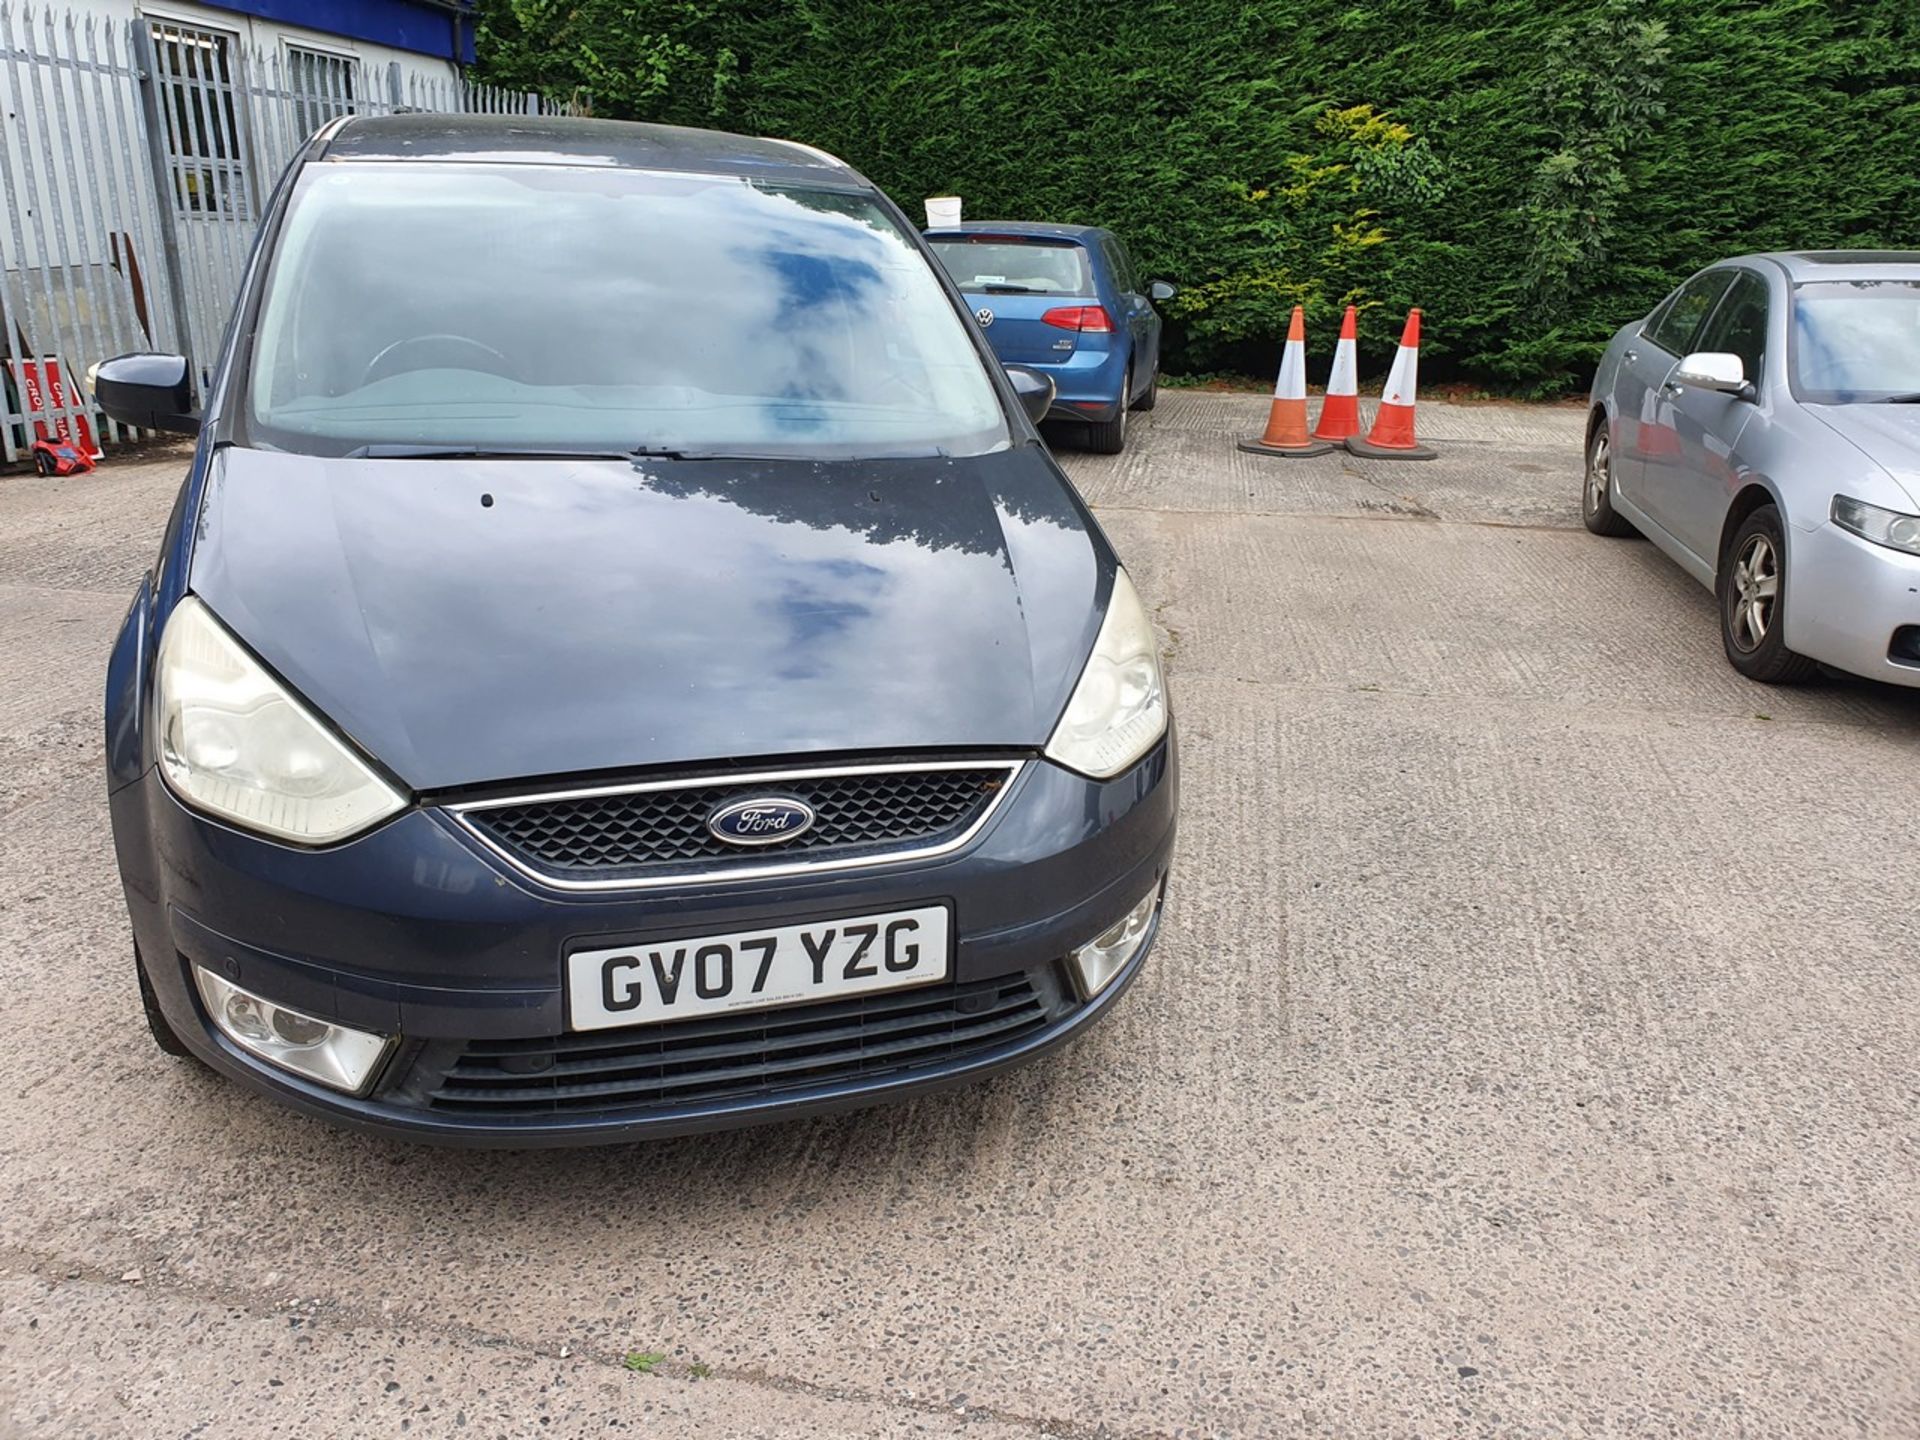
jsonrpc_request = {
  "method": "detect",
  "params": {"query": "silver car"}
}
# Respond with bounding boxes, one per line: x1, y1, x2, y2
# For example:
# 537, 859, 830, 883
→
1585, 250, 1920, 687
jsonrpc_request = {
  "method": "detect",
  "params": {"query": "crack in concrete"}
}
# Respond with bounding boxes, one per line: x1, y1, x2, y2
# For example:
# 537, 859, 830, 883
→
1191, 671, 1917, 739
0, 1245, 1162, 1440
1091, 502, 1582, 534
1337, 458, 1444, 521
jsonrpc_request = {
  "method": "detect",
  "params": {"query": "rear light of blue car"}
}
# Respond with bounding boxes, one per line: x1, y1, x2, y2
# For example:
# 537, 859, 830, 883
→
1042, 305, 1113, 333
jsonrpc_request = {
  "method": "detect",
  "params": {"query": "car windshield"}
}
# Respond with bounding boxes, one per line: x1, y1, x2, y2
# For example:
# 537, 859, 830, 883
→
930, 238, 1091, 294
1791, 279, 1920, 403
245, 163, 1009, 458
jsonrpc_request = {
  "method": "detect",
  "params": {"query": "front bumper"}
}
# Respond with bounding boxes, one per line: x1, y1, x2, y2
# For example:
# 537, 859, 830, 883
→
1785, 521, 1920, 688
112, 736, 1177, 1146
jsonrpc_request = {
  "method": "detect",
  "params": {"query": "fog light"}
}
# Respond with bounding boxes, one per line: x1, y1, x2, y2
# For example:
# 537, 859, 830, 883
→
193, 968, 392, 1094
1068, 885, 1161, 999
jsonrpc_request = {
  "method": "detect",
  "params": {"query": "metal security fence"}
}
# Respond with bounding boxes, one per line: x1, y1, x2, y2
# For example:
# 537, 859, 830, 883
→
0, 2, 550, 464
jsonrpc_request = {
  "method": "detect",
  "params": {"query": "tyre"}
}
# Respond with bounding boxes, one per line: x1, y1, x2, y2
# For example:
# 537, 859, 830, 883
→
136, 945, 197, 1059
1131, 364, 1158, 412
34, 450, 55, 477
1582, 420, 1635, 537
1718, 505, 1819, 684
1084, 370, 1130, 454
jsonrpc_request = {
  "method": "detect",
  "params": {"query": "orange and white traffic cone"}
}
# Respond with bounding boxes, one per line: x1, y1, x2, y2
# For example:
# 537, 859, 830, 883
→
1346, 308, 1436, 460
1311, 305, 1362, 443
1239, 305, 1334, 457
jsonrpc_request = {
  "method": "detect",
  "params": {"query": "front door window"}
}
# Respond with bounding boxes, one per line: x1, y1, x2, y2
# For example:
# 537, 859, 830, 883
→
1696, 272, 1769, 390
1646, 270, 1734, 356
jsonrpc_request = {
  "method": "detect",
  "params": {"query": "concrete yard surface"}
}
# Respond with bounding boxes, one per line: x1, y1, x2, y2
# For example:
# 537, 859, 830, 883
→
2, 390, 1917, 1437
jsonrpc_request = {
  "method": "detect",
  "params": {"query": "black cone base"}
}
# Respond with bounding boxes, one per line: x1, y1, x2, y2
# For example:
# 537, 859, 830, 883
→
1237, 437, 1336, 458
1345, 436, 1436, 460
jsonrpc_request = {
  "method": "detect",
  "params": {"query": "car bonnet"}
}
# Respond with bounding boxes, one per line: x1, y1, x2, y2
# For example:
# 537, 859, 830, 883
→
184, 445, 1106, 791
1807, 405, 1920, 510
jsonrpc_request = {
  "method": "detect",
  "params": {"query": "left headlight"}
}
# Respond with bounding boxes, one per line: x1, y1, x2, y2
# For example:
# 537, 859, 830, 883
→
1045, 568, 1168, 778
1833, 495, 1920, 557
155, 595, 405, 844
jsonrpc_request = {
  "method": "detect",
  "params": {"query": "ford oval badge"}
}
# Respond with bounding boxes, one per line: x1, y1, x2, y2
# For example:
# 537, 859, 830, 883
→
706, 796, 817, 848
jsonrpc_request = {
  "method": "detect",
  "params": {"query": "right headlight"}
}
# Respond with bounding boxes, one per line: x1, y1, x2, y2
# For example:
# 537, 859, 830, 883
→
155, 596, 405, 844
1045, 568, 1168, 778
1833, 495, 1920, 556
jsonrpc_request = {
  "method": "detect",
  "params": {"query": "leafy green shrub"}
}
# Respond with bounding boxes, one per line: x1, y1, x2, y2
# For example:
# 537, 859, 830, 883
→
476, 0, 1920, 393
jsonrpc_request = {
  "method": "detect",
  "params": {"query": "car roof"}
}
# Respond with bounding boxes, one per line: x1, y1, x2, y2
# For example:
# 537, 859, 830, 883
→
319, 114, 863, 189
1734, 250, 1920, 283
924, 222, 1109, 243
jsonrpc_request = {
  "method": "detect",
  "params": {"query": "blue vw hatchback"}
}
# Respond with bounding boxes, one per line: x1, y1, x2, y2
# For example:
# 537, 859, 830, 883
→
927, 223, 1174, 454
94, 116, 1177, 1146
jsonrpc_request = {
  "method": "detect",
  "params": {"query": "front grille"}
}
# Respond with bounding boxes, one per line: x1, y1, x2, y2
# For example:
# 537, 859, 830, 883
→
454, 763, 1017, 884
419, 970, 1065, 1117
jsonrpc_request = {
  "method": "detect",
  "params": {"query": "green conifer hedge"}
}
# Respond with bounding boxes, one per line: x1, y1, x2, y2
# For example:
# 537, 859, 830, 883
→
476, 0, 1920, 392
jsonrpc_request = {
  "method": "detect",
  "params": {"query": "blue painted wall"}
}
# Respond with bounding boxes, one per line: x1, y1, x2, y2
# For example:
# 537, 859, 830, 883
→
196, 0, 476, 64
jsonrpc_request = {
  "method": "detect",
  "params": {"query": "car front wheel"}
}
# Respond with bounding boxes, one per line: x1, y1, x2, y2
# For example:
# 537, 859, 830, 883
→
136, 945, 197, 1059
1718, 505, 1819, 684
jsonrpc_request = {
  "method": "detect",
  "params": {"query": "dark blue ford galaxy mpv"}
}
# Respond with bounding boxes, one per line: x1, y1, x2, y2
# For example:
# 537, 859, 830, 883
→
927, 221, 1175, 454
97, 115, 1177, 1146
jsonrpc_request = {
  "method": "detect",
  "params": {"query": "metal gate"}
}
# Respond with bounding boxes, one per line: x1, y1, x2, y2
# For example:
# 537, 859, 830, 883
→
0, 2, 550, 464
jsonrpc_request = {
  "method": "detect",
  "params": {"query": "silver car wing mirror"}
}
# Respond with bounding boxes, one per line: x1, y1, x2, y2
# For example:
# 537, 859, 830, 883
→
1673, 351, 1754, 400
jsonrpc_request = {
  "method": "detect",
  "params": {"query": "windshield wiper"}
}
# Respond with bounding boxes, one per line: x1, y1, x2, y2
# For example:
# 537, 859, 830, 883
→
979, 283, 1042, 294
341, 443, 636, 461
633, 443, 768, 458
627, 444, 725, 460
342, 441, 950, 463
1882, 392, 1920, 404
628, 445, 825, 462
628, 443, 952, 462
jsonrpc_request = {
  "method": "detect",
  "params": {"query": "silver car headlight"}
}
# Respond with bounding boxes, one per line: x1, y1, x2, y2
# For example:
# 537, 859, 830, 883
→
155, 596, 405, 844
1833, 495, 1920, 556
1045, 569, 1168, 778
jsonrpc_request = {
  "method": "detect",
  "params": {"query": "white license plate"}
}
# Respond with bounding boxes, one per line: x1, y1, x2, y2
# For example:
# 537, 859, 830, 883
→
566, 905, 951, 1031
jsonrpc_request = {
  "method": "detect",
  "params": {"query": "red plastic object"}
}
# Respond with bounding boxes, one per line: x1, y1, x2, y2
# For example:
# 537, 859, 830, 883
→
29, 437, 95, 477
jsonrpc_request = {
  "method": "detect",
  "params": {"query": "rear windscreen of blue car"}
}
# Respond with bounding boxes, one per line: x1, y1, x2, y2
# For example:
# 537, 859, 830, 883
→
930, 239, 1092, 296
244, 163, 1008, 458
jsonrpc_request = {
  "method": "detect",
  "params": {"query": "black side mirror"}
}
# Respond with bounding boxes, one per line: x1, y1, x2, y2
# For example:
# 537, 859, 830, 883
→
1148, 280, 1177, 303
89, 353, 200, 434
1003, 364, 1055, 426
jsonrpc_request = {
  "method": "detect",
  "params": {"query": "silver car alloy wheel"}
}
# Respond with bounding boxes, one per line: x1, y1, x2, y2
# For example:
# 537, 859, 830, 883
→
1728, 532, 1781, 652
1585, 431, 1609, 515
